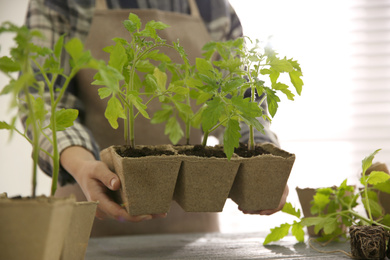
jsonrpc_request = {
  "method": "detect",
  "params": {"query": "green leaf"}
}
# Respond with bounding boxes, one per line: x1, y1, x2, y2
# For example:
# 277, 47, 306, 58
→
151, 105, 172, 124
0, 121, 13, 130
367, 171, 390, 185
222, 78, 246, 93
289, 70, 303, 95
49, 109, 78, 131
173, 101, 193, 117
374, 181, 390, 194
362, 149, 381, 175
240, 114, 264, 132
196, 58, 214, 77
311, 192, 330, 214
231, 96, 262, 117
98, 87, 113, 99
153, 67, 167, 91
123, 20, 137, 33
105, 96, 126, 129
202, 97, 224, 132
282, 202, 301, 218
165, 116, 183, 145
0, 56, 20, 73
381, 214, 390, 226
269, 58, 294, 72
53, 34, 65, 59
291, 221, 305, 242
109, 42, 127, 72
264, 88, 280, 117
272, 82, 295, 101
128, 92, 149, 119
223, 119, 240, 160
263, 223, 291, 245
323, 217, 338, 235
65, 37, 84, 63
128, 13, 141, 30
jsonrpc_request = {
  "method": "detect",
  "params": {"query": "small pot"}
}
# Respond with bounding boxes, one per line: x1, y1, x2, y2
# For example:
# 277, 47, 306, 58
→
174, 145, 240, 212
229, 143, 295, 211
100, 145, 181, 215
61, 201, 98, 260
0, 195, 75, 260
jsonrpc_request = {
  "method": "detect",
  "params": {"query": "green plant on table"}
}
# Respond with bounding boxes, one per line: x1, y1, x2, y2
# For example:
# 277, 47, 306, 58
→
264, 149, 390, 245
192, 38, 303, 159
92, 13, 191, 147
0, 22, 99, 196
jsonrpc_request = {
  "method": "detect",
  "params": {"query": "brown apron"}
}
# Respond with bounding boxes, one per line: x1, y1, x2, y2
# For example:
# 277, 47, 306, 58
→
56, 0, 219, 236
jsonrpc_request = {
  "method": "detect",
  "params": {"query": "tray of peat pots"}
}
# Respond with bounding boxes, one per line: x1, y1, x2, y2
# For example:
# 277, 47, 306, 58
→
95, 14, 303, 215
0, 23, 97, 260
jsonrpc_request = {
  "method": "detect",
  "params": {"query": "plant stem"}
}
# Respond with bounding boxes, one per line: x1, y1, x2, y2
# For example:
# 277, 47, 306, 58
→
362, 169, 373, 222
202, 130, 209, 147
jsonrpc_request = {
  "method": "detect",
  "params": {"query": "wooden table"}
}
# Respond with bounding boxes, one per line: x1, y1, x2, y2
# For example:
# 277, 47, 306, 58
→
85, 232, 351, 259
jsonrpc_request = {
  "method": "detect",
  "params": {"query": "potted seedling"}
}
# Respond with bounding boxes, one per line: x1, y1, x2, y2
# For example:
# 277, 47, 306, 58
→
0, 22, 98, 260
264, 149, 390, 260
95, 13, 192, 215
191, 38, 301, 211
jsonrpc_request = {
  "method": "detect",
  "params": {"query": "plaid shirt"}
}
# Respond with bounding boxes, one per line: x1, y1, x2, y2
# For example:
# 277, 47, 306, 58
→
24, 0, 278, 185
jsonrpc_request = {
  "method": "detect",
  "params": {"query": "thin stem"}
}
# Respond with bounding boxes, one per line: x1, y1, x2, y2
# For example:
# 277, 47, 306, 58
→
362, 170, 373, 222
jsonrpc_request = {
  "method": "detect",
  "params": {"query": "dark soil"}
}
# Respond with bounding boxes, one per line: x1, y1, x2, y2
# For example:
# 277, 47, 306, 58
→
117, 146, 175, 158
349, 225, 388, 260
177, 145, 226, 158
234, 143, 270, 158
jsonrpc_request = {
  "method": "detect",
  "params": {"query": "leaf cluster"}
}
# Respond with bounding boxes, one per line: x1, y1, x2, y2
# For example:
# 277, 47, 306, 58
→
263, 149, 390, 245
0, 22, 100, 196
92, 13, 192, 146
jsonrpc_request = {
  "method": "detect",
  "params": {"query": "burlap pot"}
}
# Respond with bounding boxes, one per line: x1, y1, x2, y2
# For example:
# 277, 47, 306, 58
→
61, 201, 98, 260
229, 143, 295, 211
0, 195, 75, 260
173, 152, 240, 212
100, 145, 181, 216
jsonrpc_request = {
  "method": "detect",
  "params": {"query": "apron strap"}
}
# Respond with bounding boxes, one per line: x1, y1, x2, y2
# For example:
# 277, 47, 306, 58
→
95, 0, 201, 18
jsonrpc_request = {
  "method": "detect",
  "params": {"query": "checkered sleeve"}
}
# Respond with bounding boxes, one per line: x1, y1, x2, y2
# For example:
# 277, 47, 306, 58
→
24, 0, 99, 185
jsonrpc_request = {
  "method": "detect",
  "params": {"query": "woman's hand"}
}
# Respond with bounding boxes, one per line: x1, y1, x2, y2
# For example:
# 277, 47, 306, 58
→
60, 146, 166, 222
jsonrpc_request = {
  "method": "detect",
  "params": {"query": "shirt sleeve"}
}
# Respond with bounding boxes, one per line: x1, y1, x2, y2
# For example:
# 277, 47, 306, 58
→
24, 0, 100, 186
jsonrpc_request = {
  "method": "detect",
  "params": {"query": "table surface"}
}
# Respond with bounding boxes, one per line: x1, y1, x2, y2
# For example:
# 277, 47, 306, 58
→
85, 232, 352, 259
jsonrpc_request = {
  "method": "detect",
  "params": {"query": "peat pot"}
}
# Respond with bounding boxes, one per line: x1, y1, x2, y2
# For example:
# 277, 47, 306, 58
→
0, 195, 75, 260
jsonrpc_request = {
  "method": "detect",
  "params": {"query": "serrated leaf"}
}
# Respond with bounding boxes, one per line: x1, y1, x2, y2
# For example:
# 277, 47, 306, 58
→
153, 67, 167, 91
374, 180, 390, 194
0, 56, 20, 73
98, 87, 113, 99
323, 217, 338, 235
367, 171, 390, 185
49, 109, 78, 131
381, 214, 390, 226
272, 82, 295, 100
202, 97, 224, 132
109, 42, 127, 72
151, 105, 172, 124
291, 221, 305, 242
362, 149, 381, 175
196, 58, 214, 76
264, 88, 280, 117
263, 223, 291, 245
223, 77, 246, 93
311, 192, 330, 214
105, 96, 126, 129
128, 13, 141, 30
231, 96, 261, 117
173, 101, 193, 117
223, 119, 240, 160
282, 202, 301, 218
165, 116, 183, 145
123, 20, 137, 33
289, 70, 303, 95
269, 58, 294, 72
65, 37, 84, 63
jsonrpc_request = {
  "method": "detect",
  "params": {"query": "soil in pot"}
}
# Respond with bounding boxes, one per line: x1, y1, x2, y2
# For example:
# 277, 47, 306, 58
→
233, 143, 271, 157
101, 145, 181, 216
174, 145, 239, 212
349, 225, 388, 260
